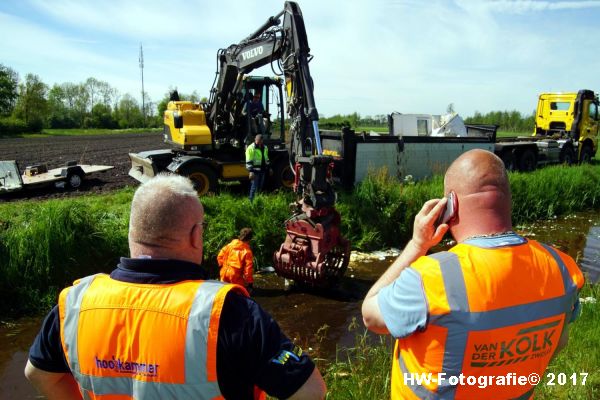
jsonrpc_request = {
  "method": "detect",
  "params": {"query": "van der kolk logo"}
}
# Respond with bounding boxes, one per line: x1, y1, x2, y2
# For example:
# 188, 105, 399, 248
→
241, 46, 264, 61
470, 320, 560, 368
95, 356, 160, 376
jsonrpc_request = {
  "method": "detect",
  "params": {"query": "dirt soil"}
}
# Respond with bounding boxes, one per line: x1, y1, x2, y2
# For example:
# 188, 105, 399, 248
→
0, 133, 165, 202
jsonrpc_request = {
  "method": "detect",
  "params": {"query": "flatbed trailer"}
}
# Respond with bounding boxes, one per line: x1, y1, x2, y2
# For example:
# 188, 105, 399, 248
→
320, 127, 496, 188
0, 160, 114, 194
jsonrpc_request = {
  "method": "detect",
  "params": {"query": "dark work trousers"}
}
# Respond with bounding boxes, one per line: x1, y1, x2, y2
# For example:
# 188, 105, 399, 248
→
249, 171, 266, 202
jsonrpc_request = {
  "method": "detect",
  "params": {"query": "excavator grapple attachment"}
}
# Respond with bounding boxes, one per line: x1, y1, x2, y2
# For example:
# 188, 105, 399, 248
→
274, 205, 350, 287
273, 157, 350, 287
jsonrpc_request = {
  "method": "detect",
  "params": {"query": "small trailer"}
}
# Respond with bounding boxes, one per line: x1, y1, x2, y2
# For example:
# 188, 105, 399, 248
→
0, 160, 114, 194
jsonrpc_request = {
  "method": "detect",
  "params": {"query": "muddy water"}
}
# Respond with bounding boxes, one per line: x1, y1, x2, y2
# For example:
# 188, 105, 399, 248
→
0, 318, 41, 399
2, 211, 599, 399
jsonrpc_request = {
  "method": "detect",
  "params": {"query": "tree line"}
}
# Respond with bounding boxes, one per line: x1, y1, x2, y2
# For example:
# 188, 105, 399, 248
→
464, 110, 535, 133
320, 110, 535, 133
0, 63, 535, 135
0, 63, 173, 135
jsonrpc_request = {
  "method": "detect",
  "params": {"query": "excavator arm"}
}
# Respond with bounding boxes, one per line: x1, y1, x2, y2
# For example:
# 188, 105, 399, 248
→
208, 3, 319, 156
208, 2, 349, 286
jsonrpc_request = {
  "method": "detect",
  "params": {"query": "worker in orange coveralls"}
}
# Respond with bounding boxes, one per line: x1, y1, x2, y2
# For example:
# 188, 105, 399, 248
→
218, 227, 255, 293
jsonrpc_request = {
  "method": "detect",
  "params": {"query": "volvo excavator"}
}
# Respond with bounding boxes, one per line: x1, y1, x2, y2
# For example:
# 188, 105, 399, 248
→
128, 2, 350, 286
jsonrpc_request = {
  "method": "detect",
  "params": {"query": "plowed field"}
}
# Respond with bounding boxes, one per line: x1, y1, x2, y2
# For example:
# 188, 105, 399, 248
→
0, 133, 164, 202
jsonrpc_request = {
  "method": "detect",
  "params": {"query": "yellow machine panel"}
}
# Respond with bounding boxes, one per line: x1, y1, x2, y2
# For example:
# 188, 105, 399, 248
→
221, 163, 249, 179
165, 101, 212, 148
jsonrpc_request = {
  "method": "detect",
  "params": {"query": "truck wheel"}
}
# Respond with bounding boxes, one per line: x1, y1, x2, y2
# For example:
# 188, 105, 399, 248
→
500, 150, 517, 171
269, 160, 295, 190
579, 145, 593, 164
181, 165, 217, 195
518, 149, 537, 172
67, 171, 84, 189
559, 146, 576, 165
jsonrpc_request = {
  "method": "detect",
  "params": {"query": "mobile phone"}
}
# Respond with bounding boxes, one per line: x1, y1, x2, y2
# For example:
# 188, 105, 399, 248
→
436, 191, 457, 227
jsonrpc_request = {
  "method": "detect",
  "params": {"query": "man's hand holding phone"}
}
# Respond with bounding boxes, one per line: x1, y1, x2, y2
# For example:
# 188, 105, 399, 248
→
436, 191, 457, 227
410, 192, 457, 255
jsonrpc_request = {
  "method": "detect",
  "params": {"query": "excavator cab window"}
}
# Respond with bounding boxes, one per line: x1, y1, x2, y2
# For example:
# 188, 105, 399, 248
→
269, 84, 285, 142
242, 85, 267, 138
589, 102, 599, 121
240, 78, 285, 143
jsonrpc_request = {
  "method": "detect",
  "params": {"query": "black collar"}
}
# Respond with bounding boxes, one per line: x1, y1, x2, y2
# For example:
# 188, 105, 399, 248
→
110, 257, 209, 284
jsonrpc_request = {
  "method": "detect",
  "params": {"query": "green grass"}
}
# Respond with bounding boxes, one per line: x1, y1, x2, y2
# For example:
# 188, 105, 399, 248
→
2, 163, 600, 317
14, 127, 162, 138
510, 164, 600, 222
0, 193, 132, 315
496, 130, 531, 138
536, 284, 600, 399
323, 318, 393, 399
322, 285, 599, 399
0, 188, 297, 316
355, 125, 389, 133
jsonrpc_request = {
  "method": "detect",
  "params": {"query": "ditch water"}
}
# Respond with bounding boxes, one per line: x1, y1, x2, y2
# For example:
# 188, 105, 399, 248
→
1, 211, 599, 399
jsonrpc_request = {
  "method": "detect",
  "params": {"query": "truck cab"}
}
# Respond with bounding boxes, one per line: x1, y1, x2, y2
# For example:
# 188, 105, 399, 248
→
534, 90, 599, 162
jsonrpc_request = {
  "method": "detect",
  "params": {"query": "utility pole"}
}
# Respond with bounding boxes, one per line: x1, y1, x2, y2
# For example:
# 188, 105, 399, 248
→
139, 43, 146, 127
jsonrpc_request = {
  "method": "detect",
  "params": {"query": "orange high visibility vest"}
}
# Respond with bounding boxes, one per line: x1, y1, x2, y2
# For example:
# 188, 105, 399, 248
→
218, 239, 254, 287
58, 273, 248, 400
391, 240, 584, 400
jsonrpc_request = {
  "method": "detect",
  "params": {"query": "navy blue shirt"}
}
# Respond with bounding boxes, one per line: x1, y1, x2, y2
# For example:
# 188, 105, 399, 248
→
29, 258, 314, 399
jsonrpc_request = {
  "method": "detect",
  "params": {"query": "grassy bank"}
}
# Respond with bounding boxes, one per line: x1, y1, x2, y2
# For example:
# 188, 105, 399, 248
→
496, 130, 530, 138
1, 164, 600, 317
322, 284, 599, 399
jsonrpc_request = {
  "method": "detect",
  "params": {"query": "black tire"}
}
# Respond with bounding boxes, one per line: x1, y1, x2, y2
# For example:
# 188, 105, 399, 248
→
500, 150, 517, 171
559, 146, 576, 165
66, 171, 84, 189
579, 144, 593, 164
268, 159, 295, 190
181, 165, 218, 196
518, 149, 537, 172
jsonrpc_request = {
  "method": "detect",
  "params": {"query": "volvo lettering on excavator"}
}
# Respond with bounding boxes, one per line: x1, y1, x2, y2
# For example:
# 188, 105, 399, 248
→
127, 2, 349, 287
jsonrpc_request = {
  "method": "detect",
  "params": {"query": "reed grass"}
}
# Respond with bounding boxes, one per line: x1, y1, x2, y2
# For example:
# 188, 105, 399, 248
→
1, 163, 600, 317
322, 318, 393, 399
0, 196, 130, 315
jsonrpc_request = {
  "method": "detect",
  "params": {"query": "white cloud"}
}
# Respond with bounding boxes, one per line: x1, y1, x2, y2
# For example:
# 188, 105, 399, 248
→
1, 0, 599, 117
484, 0, 600, 13
0, 12, 117, 77
28, 0, 294, 44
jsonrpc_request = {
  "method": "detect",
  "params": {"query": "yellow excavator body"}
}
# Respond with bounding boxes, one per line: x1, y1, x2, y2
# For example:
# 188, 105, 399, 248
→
164, 101, 212, 149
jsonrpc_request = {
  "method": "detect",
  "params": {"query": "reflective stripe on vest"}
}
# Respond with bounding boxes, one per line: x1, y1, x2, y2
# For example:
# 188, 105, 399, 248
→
61, 275, 234, 399
397, 244, 578, 400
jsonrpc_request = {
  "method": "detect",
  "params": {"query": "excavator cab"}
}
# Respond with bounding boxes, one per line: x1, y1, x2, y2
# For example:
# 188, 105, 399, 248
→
239, 76, 285, 144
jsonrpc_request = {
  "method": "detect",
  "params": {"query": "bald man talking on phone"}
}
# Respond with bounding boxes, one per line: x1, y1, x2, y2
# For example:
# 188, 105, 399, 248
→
362, 149, 584, 399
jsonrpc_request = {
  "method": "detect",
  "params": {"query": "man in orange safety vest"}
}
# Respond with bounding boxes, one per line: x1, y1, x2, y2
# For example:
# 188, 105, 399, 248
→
24, 173, 326, 400
362, 149, 584, 400
218, 227, 255, 293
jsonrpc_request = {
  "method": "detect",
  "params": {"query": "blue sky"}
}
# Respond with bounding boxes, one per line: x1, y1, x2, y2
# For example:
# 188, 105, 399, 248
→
1, 0, 599, 118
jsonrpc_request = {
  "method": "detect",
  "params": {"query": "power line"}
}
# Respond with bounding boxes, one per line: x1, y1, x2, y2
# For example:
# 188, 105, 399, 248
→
139, 43, 146, 127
